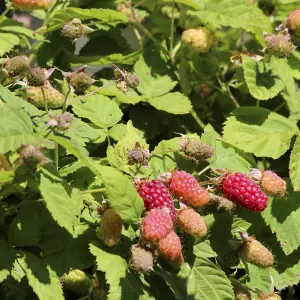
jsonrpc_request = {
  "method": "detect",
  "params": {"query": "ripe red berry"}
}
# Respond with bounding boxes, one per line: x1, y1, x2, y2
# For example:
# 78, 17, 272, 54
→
222, 173, 268, 211
169, 170, 210, 207
287, 10, 300, 37
158, 231, 184, 265
12, 0, 54, 10
138, 180, 176, 221
142, 208, 173, 243
260, 170, 286, 198
177, 208, 207, 238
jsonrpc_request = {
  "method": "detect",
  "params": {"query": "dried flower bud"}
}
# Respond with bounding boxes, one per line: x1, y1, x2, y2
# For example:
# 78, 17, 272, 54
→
116, 4, 143, 23
128, 142, 150, 166
48, 113, 73, 131
19, 144, 49, 169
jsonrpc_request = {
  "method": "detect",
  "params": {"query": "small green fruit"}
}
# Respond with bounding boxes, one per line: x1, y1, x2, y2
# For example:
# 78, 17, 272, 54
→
3, 56, 30, 78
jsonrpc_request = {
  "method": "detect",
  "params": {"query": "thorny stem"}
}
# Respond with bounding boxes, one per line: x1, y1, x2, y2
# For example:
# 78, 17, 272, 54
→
41, 87, 49, 115
85, 80, 115, 96
190, 108, 205, 130
62, 86, 71, 114
82, 188, 106, 195
169, 0, 176, 55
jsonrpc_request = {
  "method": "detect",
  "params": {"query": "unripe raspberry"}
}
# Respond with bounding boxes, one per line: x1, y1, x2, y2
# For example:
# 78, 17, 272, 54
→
89, 278, 108, 300
161, 5, 180, 20
48, 113, 73, 131
182, 27, 213, 53
116, 80, 129, 93
26, 84, 65, 108
3, 56, 29, 78
131, 244, 154, 273
222, 172, 268, 211
263, 30, 294, 57
128, 142, 150, 167
138, 180, 176, 221
68, 71, 93, 94
116, 4, 143, 23
97, 208, 122, 247
61, 269, 92, 296
27, 67, 47, 87
219, 249, 240, 268
61, 18, 86, 41
177, 208, 207, 237
169, 170, 210, 207
124, 73, 140, 89
19, 144, 48, 170
287, 10, 300, 37
240, 234, 274, 268
179, 136, 214, 161
230, 278, 251, 300
158, 231, 184, 265
260, 170, 286, 198
142, 208, 173, 243
12, 0, 54, 10
259, 292, 281, 300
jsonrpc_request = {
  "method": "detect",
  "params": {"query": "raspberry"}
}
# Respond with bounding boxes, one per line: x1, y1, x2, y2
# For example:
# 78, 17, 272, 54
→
19, 144, 48, 170
260, 170, 286, 198
158, 231, 184, 265
180, 136, 214, 161
68, 71, 93, 94
240, 235, 274, 268
219, 249, 240, 268
3, 56, 29, 78
138, 180, 176, 221
61, 269, 92, 296
12, 0, 53, 10
26, 84, 65, 108
230, 278, 251, 300
61, 18, 87, 41
177, 208, 207, 238
181, 27, 213, 53
169, 170, 210, 207
142, 208, 173, 243
89, 277, 108, 300
131, 244, 154, 273
97, 208, 122, 247
287, 10, 300, 37
259, 292, 281, 300
222, 172, 268, 211
116, 4, 143, 23
27, 67, 47, 87
263, 30, 294, 57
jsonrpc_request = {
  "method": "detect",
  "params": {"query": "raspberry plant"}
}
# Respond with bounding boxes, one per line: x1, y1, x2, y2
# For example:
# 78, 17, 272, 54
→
0, 0, 300, 299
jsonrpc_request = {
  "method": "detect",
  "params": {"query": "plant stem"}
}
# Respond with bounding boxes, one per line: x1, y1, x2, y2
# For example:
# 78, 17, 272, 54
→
190, 108, 205, 130
274, 101, 285, 112
133, 26, 143, 49
198, 165, 211, 176
169, 0, 176, 55
82, 188, 106, 195
86, 80, 115, 96
170, 41, 181, 62
41, 87, 49, 115
54, 133, 59, 171
62, 87, 71, 114
1, 5, 11, 18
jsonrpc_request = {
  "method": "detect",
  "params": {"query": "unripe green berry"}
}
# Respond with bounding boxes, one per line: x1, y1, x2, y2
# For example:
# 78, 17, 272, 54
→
27, 67, 47, 87
61, 18, 85, 41
62, 269, 92, 296
264, 30, 294, 57
69, 72, 93, 94
3, 56, 30, 78
182, 27, 213, 53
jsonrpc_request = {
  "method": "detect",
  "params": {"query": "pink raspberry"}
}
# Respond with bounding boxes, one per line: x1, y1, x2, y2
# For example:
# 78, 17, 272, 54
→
158, 231, 184, 265
287, 10, 300, 37
169, 170, 210, 207
222, 173, 268, 211
138, 180, 176, 221
260, 170, 286, 198
142, 208, 173, 243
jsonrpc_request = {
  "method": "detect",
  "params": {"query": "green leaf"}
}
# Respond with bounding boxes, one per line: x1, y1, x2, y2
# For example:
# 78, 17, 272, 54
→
19, 252, 64, 300
148, 92, 192, 114
0, 241, 16, 283
188, 0, 272, 44
289, 134, 300, 191
0, 33, 19, 56
201, 124, 251, 172
71, 95, 122, 129
39, 174, 79, 234
193, 257, 234, 299
134, 56, 177, 98
222, 107, 298, 159
97, 166, 144, 222
0, 105, 40, 153
8, 202, 51, 246
262, 192, 300, 255
241, 55, 284, 100
0, 170, 14, 183
245, 263, 271, 294
69, 51, 141, 66
193, 240, 218, 258
108, 124, 128, 141
49, 8, 128, 31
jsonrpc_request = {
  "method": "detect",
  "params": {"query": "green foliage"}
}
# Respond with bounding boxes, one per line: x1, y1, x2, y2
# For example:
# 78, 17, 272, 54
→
0, 0, 300, 299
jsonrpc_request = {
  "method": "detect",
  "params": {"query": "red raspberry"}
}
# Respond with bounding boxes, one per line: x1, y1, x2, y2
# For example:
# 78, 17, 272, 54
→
222, 173, 268, 211
138, 180, 176, 221
142, 208, 173, 243
177, 208, 207, 238
12, 0, 53, 10
169, 170, 210, 207
158, 231, 184, 265
260, 170, 286, 198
